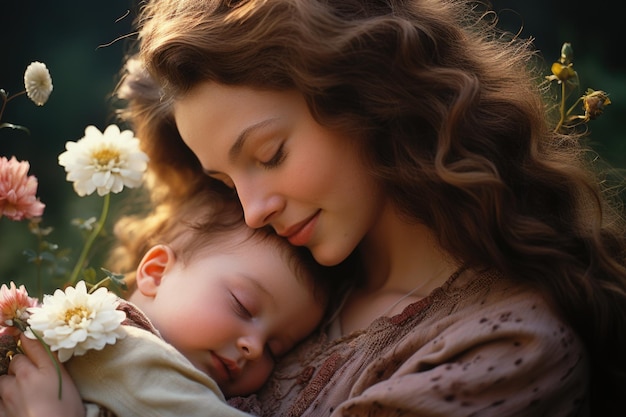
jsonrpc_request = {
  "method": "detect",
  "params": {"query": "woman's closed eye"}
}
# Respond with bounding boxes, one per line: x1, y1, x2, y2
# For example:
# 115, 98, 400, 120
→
259, 143, 286, 169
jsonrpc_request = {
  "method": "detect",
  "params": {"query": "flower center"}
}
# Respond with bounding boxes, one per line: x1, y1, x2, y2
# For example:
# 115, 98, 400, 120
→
92, 148, 121, 169
64, 306, 91, 325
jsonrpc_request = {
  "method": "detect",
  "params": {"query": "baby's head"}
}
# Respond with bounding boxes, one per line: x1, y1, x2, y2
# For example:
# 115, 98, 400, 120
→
127, 189, 328, 397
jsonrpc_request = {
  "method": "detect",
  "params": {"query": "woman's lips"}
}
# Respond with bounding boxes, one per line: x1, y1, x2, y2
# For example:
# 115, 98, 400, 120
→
283, 211, 319, 246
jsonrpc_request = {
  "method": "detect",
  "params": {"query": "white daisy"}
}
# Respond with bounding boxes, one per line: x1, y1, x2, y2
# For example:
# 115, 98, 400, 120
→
58, 124, 149, 196
25, 281, 126, 363
23, 61, 53, 106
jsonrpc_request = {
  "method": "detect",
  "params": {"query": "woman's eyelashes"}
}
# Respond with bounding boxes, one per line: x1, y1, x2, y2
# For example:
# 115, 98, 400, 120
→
203, 144, 285, 188
259, 142, 286, 169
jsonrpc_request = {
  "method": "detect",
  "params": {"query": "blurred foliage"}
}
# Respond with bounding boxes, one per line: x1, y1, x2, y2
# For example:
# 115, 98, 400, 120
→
0, 1, 140, 293
1, 1, 624, 293
494, 0, 626, 169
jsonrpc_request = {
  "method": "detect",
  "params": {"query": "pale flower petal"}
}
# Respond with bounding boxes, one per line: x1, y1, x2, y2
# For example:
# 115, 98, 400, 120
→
25, 281, 127, 362
58, 124, 149, 197
23, 61, 53, 106
0, 156, 46, 221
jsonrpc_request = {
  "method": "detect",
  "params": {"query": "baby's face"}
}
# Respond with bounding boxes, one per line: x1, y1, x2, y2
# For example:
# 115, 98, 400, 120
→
147, 233, 323, 397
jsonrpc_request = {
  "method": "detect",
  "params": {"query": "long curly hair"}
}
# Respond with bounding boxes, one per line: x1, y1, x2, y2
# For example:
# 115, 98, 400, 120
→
126, 0, 626, 412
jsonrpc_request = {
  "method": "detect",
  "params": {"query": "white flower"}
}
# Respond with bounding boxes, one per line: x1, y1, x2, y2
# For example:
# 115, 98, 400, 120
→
58, 124, 149, 197
25, 281, 126, 363
23, 61, 53, 106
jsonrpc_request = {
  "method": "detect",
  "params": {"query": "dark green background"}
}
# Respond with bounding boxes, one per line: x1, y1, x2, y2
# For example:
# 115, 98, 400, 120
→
1, 1, 624, 294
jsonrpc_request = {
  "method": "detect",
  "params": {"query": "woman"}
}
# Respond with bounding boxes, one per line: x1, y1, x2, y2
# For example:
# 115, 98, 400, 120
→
2, 0, 625, 416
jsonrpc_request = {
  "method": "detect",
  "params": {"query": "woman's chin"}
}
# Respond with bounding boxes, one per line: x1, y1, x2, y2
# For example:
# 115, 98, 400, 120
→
309, 244, 352, 267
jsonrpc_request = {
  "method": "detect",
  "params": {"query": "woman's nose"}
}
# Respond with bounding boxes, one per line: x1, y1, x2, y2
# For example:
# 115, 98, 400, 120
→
235, 182, 284, 229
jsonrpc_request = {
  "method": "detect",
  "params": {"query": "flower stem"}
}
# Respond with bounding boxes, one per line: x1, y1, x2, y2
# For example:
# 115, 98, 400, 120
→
34, 225, 44, 299
0, 91, 7, 121
5, 90, 27, 103
0, 90, 27, 121
88, 276, 111, 293
67, 194, 110, 286
29, 328, 63, 399
555, 81, 566, 132
565, 97, 583, 119
35, 250, 43, 300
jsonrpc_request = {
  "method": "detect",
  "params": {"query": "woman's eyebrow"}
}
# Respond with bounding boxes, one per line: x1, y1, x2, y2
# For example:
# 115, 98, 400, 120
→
228, 118, 279, 162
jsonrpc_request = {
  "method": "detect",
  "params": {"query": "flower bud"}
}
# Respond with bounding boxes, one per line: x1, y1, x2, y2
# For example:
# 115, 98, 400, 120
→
23, 61, 53, 106
560, 42, 574, 65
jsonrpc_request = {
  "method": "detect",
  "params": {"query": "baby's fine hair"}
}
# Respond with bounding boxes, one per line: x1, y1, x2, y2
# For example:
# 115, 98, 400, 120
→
110, 188, 329, 308
123, 0, 626, 411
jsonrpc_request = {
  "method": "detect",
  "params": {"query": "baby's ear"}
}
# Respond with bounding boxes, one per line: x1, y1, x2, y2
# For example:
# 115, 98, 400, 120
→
135, 244, 175, 296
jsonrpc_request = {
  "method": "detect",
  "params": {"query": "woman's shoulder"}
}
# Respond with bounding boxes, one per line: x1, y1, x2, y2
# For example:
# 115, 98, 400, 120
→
422, 267, 577, 346
423, 266, 580, 346
432, 266, 563, 317
245, 268, 588, 416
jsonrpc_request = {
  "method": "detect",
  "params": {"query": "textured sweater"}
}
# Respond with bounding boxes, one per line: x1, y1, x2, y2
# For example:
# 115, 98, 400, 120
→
229, 267, 589, 417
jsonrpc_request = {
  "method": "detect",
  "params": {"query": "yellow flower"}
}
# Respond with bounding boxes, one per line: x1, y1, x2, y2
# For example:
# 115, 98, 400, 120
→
548, 62, 577, 84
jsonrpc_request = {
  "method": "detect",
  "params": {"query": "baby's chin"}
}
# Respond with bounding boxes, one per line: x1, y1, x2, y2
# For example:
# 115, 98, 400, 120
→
222, 369, 272, 398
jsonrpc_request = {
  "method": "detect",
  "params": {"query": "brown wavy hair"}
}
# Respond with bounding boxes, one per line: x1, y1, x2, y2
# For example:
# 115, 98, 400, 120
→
125, 0, 626, 412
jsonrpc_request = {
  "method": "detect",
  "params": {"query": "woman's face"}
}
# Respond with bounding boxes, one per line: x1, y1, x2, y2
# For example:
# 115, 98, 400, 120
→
174, 83, 385, 266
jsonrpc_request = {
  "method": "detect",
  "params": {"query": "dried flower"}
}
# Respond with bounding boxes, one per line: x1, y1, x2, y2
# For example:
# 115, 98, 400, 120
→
582, 89, 611, 120
0, 282, 39, 336
0, 156, 46, 221
25, 281, 126, 363
23, 61, 53, 106
58, 124, 149, 197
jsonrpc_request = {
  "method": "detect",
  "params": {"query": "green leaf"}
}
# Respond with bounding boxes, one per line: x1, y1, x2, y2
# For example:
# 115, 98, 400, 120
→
102, 268, 128, 291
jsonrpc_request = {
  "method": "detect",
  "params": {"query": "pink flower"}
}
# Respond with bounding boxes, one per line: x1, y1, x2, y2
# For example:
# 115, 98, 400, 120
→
0, 282, 39, 337
0, 156, 45, 221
